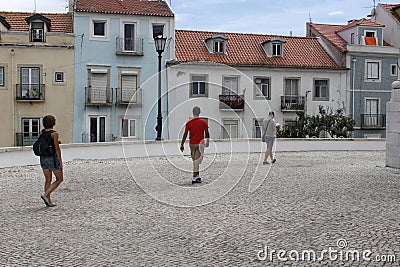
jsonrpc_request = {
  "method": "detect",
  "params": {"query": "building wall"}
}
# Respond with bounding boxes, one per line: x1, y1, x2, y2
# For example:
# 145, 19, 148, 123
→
373, 5, 400, 48
0, 33, 74, 147
167, 63, 347, 140
73, 12, 175, 143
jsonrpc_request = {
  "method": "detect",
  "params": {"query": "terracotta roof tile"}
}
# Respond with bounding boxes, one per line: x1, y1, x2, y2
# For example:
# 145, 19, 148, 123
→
308, 23, 348, 52
380, 3, 400, 23
338, 18, 384, 32
175, 30, 340, 69
75, 0, 174, 17
0, 12, 72, 33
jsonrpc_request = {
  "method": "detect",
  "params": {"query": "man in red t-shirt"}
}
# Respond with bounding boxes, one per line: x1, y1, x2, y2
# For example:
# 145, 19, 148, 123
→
180, 106, 210, 184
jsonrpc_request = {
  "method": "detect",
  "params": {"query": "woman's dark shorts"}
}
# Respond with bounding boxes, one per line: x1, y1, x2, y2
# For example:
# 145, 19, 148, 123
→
40, 155, 61, 171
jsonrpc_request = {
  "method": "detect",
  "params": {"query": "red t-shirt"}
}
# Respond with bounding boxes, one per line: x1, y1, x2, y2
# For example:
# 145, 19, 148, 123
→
186, 118, 209, 144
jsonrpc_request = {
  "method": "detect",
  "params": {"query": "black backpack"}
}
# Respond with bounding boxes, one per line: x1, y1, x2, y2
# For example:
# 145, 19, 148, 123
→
33, 130, 56, 156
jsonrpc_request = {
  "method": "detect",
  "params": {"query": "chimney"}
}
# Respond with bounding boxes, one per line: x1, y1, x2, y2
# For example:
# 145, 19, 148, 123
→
68, 0, 75, 13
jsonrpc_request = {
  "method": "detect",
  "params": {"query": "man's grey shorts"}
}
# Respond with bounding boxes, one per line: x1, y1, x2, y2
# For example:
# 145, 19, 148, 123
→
40, 155, 61, 171
265, 136, 275, 149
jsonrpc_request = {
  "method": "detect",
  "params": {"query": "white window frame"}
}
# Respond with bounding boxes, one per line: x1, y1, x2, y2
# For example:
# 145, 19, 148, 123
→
222, 119, 239, 139
0, 66, 4, 87
213, 40, 225, 54
350, 33, 355, 44
272, 43, 282, 57
253, 118, 264, 138
53, 70, 66, 85
121, 21, 137, 52
222, 76, 239, 95
190, 74, 208, 97
254, 77, 271, 99
152, 23, 165, 39
90, 18, 109, 41
313, 78, 329, 101
365, 60, 381, 82
391, 64, 398, 76
364, 30, 376, 38
121, 118, 137, 138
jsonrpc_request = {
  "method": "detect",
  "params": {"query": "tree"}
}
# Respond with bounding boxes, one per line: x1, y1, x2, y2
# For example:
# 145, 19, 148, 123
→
277, 106, 355, 138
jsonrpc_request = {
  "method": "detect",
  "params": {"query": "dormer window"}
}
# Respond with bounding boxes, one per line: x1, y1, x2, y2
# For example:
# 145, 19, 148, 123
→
205, 34, 227, 55
25, 14, 51, 43
272, 43, 282, 57
31, 22, 45, 42
261, 37, 285, 57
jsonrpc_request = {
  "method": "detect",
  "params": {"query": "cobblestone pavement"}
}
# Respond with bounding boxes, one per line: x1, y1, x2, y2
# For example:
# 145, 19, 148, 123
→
0, 151, 399, 266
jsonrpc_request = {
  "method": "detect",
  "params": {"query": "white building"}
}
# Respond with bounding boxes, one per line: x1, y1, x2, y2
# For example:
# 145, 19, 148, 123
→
166, 30, 348, 140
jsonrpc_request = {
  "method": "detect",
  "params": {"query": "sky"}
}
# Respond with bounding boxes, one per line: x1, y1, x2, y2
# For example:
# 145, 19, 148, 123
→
1, 0, 400, 36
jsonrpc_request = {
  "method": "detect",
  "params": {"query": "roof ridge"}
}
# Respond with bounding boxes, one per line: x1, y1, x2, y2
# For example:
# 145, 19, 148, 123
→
176, 29, 319, 39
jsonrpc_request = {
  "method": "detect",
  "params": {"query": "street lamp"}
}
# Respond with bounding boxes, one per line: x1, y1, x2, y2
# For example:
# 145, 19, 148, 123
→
154, 35, 167, 141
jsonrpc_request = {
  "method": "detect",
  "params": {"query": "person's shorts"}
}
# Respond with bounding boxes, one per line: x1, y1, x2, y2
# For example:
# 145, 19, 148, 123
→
265, 136, 275, 150
40, 155, 61, 171
189, 144, 205, 161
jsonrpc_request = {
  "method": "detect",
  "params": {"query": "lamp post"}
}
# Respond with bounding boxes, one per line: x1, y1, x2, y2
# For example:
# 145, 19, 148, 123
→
154, 35, 167, 141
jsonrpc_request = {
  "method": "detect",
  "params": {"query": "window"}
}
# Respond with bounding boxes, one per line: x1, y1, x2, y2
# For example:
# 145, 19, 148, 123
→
367, 62, 379, 79
350, 33, 355, 44
190, 75, 207, 97
89, 116, 107, 142
214, 40, 225, 54
89, 68, 110, 104
253, 119, 264, 138
314, 79, 329, 101
152, 24, 164, 39
272, 43, 282, 57
123, 23, 135, 51
285, 78, 299, 96
364, 99, 380, 127
254, 77, 270, 99
54, 72, 64, 83
365, 31, 376, 37
21, 118, 40, 145
121, 119, 136, 138
30, 22, 44, 42
391, 64, 398, 76
120, 74, 138, 103
222, 119, 239, 139
223, 76, 239, 95
0, 67, 4, 87
364, 31, 377, 46
93, 21, 106, 36
20, 67, 40, 99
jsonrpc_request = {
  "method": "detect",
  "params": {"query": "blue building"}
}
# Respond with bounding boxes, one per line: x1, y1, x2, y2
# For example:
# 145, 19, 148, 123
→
308, 19, 399, 138
70, 0, 174, 143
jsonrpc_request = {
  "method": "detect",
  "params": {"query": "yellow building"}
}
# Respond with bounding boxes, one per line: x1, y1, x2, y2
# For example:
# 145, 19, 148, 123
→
0, 12, 74, 147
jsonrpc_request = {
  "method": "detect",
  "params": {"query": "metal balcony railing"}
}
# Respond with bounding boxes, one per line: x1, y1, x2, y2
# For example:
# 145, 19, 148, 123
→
361, 114, 386, 129
116, 37, 144, 55
85, 87, 112, 106
219, 94, 245, 110
116, 88, 142, 105
281, 95, 305, 111
16, 132, 39, 146
16, 84, 45, 101
81, 133, 116, 143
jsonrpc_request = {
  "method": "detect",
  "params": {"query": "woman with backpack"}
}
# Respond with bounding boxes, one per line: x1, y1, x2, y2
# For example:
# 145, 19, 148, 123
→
39, 115, 63, 207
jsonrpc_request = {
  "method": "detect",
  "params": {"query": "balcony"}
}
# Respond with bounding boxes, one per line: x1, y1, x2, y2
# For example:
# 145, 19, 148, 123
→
16, 132, 39, 146
219, 94, 245, 111
116, 37, 144, 56
281, 95, 305, 111
85, 87, 112, 106
116, 88, 142, 106
16, 84, 45, 101
361, 114, 386, 129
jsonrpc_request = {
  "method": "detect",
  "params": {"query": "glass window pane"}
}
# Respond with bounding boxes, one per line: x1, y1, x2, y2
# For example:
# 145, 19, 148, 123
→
122, 119, 128, 137
94, 22, 105, 36
153, 24, 164, 38
129, 120, 136, 137
0, 67, 4, 86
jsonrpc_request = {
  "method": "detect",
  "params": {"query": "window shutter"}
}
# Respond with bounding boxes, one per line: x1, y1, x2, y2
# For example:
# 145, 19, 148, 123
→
90, 73, 107, 103
121, 75, 138, 102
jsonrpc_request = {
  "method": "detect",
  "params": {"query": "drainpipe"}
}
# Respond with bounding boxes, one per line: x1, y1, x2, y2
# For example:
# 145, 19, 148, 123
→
352, 57, 356, 120
10, 49, 15, 145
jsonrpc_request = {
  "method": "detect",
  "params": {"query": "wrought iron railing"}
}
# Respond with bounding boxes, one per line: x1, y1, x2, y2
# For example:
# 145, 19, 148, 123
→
81, 133, 116, 143
85, 87, 112, 105
16, 132, 39, 146
281, 95, 305, 111
116, 88, 142, 105
361, 114, 386, 129
16, 84, 45, 101
219, 94, 245, 110
116, 37, 144, 55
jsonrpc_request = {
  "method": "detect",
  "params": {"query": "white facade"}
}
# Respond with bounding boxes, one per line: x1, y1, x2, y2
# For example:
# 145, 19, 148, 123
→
372, 4, 400, 48
167, 62, 347, 140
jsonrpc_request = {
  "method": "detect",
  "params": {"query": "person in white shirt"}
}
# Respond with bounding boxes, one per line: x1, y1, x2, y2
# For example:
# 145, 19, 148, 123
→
262, 111, 277, 164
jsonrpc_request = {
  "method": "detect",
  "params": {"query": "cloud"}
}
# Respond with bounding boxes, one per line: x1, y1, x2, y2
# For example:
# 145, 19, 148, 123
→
328, 11, 345, 16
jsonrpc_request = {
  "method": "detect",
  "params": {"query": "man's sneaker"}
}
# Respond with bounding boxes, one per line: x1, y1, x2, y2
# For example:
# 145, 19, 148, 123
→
272, 159, 277, 163
196, 177, 202, 183
192, 176, 202, 184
